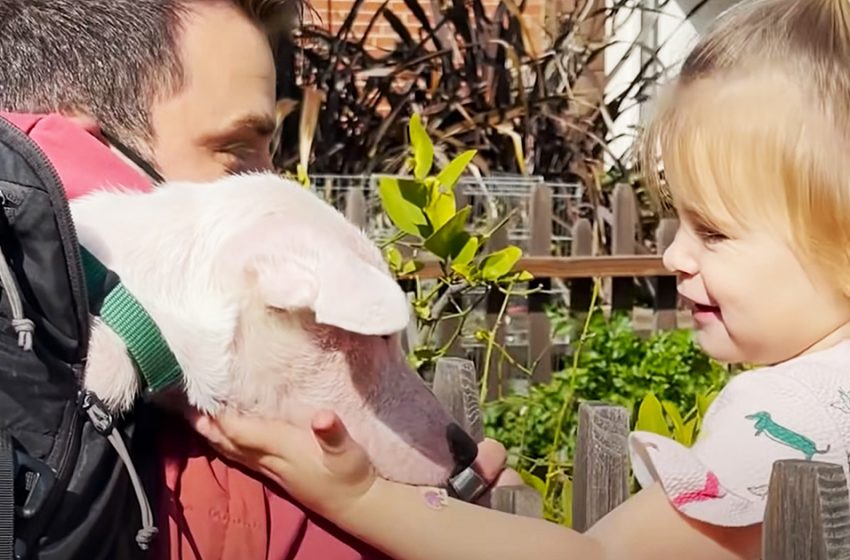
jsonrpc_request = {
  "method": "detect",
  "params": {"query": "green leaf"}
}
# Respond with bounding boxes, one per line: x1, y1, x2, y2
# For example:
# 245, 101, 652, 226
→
424, 178, 456, 230
661, 401, 684, 432
502, 269, 534, 283
696, 390, 718, 418
385, 246, 402, 271
560, 477, 573, 528
635, 393, 671, 438
453, 235, 479, 266
412, 298, 431, 319
682, 418, 697, 447
518, 470, 546, 495
296, 163, 310, 188
424, 207, 471, 260
480, 245, 522, 281
377, 176, 431, 238
661, 401, 686, 443
436, 149, 477, 190
516, 270, 534, 281
450, 261, 476, 280
409, 114, 433, 180
399, 259, 423, 275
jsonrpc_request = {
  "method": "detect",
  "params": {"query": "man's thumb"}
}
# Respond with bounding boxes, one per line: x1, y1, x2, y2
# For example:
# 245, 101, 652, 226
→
311, 411, 352, 453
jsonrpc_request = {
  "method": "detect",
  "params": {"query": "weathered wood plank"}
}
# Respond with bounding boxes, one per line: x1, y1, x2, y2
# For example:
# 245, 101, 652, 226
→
653, 217, 678, 331
404, 255, 669, 281
344, 188, 368, 230
528, 184, 553, 384
569, 218, 594, 315
431, 357, 483, 442
611, 184, 636, 313
492, 486, 544, 519
484, 226, 509, 400
400, 292, 418, 355
572, 402, 631, 532
763, 460, 850, 560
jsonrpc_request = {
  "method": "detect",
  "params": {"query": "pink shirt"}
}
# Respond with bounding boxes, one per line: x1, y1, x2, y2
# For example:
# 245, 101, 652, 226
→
1, 112, 389, 560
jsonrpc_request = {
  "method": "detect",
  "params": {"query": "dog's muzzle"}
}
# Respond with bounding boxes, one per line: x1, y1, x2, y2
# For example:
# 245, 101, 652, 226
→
444, 423, 490, 503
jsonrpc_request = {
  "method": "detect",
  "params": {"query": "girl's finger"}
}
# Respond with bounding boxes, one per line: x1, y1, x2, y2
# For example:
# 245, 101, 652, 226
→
213, 409, 298, 455
473, 438, 508, 485
311, 410, 353, 454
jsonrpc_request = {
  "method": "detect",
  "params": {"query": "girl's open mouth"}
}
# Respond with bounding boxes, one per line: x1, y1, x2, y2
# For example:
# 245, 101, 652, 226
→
692, 303, 722, 324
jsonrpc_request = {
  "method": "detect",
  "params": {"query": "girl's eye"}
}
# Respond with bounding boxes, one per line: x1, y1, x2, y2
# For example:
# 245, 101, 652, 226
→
695, 226, 728, 244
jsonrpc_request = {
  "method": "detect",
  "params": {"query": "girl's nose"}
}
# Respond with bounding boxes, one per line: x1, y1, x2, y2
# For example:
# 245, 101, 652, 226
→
662, 227, 698, 276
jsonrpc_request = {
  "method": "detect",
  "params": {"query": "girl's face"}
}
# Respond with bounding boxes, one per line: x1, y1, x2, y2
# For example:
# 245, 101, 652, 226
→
663, 206, 850, 365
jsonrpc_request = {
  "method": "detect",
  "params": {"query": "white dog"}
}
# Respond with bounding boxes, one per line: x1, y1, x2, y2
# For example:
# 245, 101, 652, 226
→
71, 173, 475, 486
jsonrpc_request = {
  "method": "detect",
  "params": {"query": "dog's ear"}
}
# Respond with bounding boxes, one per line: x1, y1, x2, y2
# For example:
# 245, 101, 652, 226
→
229, 214, 410, 336
253, 254, 410, 336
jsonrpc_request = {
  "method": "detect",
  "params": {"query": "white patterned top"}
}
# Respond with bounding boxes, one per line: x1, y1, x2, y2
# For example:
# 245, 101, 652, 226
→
629, 339, 850, 526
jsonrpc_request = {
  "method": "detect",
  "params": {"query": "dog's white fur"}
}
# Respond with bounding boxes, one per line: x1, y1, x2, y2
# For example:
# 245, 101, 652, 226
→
71, 173, 458, 484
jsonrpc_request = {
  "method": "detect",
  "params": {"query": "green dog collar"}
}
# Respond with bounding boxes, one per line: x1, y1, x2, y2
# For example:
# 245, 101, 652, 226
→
80, 245, 182, 395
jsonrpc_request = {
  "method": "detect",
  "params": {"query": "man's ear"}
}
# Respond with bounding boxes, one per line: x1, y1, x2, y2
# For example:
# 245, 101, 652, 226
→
251, 251, 411, 336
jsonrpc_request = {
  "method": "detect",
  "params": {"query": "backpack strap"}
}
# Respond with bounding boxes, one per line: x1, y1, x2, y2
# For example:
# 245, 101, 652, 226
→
79, 245, 182, 394
0, 430, 13, 560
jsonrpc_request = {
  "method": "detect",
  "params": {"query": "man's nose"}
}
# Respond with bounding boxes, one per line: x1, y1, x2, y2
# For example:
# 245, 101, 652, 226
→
446, 422, 477, 474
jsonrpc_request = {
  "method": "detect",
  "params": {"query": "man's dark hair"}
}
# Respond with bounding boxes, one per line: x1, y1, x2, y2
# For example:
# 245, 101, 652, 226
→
0, 0, 298, 155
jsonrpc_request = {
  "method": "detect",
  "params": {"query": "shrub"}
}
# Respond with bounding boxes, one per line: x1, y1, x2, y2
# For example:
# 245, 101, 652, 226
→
483, 308, 731, 524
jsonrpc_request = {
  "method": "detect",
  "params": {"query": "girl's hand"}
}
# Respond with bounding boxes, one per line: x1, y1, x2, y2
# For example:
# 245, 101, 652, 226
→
188, 408, 513, 522
190, 408, 377, 521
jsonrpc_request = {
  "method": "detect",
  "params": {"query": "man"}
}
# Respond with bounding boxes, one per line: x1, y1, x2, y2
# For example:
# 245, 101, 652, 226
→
0, 1, 506, 558
0, 0, 287, 182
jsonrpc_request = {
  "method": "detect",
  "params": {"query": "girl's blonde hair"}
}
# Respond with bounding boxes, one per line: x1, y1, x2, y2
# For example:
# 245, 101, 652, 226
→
642, 0, 850, 290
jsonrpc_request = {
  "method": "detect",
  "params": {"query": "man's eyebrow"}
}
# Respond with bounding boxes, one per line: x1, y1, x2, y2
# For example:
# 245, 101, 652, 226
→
202, 113, 277, 144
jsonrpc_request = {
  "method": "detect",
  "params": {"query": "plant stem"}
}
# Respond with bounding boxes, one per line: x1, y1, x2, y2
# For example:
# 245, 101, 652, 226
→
542, 280, 601, 502
378, 230, 407, 250
430, 281, 469, 321
478, 282, 514, 403
481, 334, 533, 377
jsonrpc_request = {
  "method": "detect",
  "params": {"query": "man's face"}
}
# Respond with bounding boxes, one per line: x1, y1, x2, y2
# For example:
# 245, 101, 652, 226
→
148, 2, 277, 181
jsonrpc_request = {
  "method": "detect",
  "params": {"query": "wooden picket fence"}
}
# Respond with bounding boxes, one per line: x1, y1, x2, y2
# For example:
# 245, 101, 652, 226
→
431, 357, 850, 559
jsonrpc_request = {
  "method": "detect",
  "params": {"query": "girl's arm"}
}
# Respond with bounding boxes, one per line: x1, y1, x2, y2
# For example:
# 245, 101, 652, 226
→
339, 479, 760, 560
191, 409, 761, 560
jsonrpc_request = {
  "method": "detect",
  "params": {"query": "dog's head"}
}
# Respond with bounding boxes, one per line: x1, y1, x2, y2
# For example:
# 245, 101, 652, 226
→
72, 173, 476, 485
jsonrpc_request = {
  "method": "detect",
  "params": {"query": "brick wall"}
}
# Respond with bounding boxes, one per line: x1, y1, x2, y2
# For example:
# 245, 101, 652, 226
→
308, 0, 549, 52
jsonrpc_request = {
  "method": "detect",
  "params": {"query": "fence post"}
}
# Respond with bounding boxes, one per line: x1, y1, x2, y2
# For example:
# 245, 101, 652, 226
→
485, 226, 510, 400
528, 185, 553, 384
345, 188, 368, 231
430, 357, 543, 518
611, 184, 636, 314
431, 357, 483, 442
569, 218, 593, 317
653, 217, 678, 331
572, 402, 631, 532
401, 292, 418, 355
763, 460, 850, 560
492, 486, 544, 518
